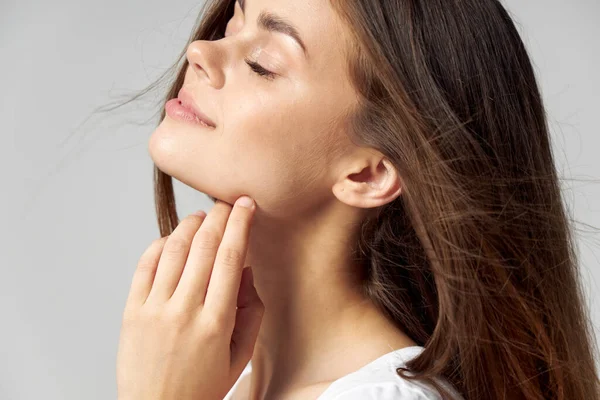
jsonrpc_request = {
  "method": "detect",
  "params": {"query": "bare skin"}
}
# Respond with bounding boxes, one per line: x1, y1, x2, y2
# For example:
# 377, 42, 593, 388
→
149, 0, 417, 398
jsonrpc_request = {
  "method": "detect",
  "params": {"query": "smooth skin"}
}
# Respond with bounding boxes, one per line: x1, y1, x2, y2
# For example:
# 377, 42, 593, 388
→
116, 196, 264, 400
147, 0, 418, 398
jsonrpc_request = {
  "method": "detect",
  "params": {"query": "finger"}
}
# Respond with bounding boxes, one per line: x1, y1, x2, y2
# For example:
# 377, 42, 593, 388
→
126, 236, 168, 309
203, 196, 255, 330
231, 267, 264, 373
145, 211, 207, 304
171, 200, 233, 309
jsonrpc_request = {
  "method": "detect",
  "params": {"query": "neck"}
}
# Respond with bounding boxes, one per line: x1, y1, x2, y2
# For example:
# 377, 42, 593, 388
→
242, 200, 417, 398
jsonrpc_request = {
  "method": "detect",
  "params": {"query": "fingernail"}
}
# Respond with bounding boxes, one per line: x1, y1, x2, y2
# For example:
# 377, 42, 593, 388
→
236, 196, 254, 208
192, 210, 206, 217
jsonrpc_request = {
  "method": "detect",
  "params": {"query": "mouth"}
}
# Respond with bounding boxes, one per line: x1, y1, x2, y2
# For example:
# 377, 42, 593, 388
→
177, 87, 217, 128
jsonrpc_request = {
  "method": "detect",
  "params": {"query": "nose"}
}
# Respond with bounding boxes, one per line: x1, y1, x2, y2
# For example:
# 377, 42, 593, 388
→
185, 40, 225, 89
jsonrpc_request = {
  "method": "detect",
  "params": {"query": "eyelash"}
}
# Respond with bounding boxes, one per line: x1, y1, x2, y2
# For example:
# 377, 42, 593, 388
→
227, 2, 276, 81
244, 57, 276, 81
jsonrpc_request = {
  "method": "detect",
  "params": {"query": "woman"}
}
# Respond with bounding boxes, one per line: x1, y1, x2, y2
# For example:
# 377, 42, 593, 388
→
115, 0, 600, 399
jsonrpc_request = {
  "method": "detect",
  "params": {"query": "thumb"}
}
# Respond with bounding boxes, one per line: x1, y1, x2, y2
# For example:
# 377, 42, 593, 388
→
231, 267, 264, 373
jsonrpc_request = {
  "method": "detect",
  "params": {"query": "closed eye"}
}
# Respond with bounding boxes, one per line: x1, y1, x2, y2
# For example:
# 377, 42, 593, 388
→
244, 57, 277, 80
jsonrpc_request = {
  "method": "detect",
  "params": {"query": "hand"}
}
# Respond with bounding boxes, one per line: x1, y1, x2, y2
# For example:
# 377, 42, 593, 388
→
116, 196, 264, 400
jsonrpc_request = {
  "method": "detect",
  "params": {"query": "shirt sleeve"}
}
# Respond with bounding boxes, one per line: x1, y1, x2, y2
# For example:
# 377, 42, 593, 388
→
329, 381, 443, 400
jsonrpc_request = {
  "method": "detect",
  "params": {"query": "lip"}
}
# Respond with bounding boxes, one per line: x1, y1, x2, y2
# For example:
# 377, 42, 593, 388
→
177, 87, 216, 128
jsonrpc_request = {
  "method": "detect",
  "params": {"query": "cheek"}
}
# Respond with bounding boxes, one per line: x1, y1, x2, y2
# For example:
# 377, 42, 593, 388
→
224, 100, 334, 213
148, 85, 339, 217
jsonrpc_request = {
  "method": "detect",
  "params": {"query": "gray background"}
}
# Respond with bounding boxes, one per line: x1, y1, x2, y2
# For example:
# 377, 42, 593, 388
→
2, 0, 599, 398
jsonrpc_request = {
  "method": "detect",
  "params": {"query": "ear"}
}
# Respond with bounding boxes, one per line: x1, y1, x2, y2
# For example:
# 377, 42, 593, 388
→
332, 155, 402, 209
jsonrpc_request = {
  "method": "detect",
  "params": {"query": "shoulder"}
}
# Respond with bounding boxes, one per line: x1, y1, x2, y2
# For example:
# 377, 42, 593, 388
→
328, 380, 443, 400
318, 346, 462, 400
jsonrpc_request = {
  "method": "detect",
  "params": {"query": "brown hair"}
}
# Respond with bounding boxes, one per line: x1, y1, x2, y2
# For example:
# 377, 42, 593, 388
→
99, 0, 600, 398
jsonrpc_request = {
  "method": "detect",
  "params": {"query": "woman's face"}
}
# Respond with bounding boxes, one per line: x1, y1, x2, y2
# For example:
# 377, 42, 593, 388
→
149, 0, 359, 217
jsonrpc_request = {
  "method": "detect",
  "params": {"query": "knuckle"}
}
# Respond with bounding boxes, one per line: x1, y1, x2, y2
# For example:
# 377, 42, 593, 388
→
194, 230, 220, 250
164, 308, 193, 328
137, 261, 158, 274
137, 304, 191, 329
163, 238, 189, 255
136, 258, 157, 274
151, 236, 169, 247
220, 247, 243, 267
137, 238, 167, 268
202, 312, 228, 337
139, 304, 162, 322
123, 306, 159, 328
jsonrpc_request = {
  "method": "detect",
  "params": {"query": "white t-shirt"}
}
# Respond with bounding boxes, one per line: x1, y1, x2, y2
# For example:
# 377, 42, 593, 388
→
223, 345, 463, 399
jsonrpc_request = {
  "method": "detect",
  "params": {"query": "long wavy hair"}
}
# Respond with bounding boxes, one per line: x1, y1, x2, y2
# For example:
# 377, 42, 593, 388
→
97, 0, 600, 398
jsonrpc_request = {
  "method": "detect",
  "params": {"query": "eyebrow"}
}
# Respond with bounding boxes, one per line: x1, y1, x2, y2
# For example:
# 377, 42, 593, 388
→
238, 0, 308, 59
